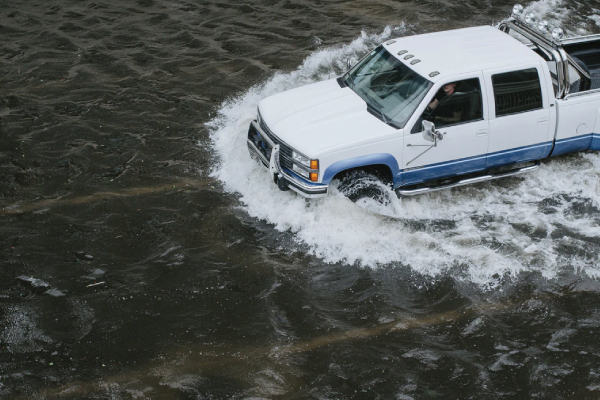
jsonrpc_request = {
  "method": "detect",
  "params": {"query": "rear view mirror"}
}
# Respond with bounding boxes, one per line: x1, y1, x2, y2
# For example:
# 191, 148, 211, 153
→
422, 120, 443, 143
422, 120, 436, 142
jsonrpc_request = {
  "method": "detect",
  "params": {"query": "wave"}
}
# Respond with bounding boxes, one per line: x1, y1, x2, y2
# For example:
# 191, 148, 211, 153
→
207, 6, 600, 287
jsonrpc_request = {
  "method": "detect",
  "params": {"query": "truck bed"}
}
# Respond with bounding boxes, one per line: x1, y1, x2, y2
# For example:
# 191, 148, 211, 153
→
563, 36, 600, 90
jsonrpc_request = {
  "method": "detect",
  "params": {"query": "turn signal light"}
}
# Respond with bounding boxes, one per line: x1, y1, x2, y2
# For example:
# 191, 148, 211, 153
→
310, 160, 319, 170
310, 172, 318, 182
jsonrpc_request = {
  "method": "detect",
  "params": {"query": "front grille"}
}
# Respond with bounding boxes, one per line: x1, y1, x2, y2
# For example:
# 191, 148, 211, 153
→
248, 118, 294, 171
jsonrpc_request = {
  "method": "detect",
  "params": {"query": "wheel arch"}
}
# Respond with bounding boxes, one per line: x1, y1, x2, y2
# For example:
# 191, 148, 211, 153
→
322, 154, 399, 186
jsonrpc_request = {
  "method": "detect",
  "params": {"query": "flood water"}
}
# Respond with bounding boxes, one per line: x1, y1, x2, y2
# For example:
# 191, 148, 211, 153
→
2, 0, 600, 398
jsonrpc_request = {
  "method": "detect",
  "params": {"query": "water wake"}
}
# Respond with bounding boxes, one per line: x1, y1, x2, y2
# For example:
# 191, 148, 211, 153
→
208, 5, 600, 286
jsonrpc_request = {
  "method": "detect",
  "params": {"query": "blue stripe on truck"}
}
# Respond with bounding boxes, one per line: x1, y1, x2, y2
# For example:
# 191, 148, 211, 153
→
591, 134, 600, 151
401, 154, 486, 186
400, 142, 552, 186
322, 135, 600, 189
550, 134, 594, 157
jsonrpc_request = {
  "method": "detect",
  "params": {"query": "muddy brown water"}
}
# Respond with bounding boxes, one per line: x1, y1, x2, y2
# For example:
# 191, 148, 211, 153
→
2, 0, 600, 399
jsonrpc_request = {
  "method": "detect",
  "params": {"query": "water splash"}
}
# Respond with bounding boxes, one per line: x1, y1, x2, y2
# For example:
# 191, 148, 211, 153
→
519, 0, 600, 36
207, 17, 600, 286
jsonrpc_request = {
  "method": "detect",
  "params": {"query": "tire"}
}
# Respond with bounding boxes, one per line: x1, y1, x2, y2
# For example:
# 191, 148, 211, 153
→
334, 169, 393, 205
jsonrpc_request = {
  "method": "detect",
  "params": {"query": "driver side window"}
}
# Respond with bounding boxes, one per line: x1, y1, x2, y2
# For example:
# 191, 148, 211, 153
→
411, 78, 484, 133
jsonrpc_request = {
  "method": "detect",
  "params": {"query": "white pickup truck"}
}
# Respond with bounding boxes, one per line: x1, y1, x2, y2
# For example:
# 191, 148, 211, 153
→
247, 5, 600, 199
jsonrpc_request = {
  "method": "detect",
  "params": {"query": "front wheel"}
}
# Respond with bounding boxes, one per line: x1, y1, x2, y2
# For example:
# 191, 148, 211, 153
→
334, 169, 393, 205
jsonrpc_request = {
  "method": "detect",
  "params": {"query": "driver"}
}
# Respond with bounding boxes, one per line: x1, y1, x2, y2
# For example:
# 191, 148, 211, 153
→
427, 82, 457, 111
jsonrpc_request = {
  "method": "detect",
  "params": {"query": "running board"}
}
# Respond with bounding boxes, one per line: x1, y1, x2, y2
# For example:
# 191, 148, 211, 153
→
397, 163, 539, 196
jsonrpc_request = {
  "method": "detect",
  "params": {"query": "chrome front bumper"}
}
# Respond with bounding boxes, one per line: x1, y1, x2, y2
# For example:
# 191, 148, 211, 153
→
247, 120, 328, 198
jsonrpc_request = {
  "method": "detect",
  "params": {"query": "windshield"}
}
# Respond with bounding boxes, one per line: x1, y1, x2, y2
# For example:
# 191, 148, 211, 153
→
343, 46, 433, 128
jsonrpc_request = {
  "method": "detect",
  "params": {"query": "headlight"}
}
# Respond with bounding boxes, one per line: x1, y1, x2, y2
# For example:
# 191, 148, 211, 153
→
292, 164, 319, 182
552, 27, 564, 40
292, 164, 310, 179
512, 4, 524, 16
525, 13, 536, 25
292, 151, 310, 167
291, 151, 319, 182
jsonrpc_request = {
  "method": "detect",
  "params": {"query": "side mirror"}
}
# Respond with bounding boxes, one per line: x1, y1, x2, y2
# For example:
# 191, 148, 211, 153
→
346, 58, 352, 71
422, 120, 443, 143
422, 120, 436, 142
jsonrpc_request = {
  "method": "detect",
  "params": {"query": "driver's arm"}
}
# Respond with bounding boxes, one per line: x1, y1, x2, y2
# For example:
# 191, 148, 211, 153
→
428, 89, 445, 110
428, 98, 439, 109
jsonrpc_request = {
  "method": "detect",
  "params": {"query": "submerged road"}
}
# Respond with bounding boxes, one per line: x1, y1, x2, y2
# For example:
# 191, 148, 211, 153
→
2, 0, 600, 398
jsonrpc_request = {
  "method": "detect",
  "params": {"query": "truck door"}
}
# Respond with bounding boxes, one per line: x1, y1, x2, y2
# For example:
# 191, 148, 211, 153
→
402, 73, 490, 186
483, 64, 556, 168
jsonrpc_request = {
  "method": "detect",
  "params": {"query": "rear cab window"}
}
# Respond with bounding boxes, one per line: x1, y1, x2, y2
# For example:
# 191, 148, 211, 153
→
491, 68, 543, 116
504, 29, 559, 96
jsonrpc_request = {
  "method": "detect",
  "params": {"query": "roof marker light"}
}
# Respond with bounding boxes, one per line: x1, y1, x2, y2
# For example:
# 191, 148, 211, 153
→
538, 19, 549, 31
512, 4, 524, 16
397, 50, 408, 55
410, 59, 421, 65
429, 71, 440, 77
404, 54, 414, 60
386, 40, 396, 45
552, 27, 564, 40
525, 13, 536, 25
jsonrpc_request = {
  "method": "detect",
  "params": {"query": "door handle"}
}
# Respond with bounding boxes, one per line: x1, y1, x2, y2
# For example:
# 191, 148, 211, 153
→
476, 129, 488, 137
538, 117, 549, 124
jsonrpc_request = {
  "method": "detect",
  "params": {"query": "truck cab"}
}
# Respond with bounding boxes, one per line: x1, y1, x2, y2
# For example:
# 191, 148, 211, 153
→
247, 6, 600, 198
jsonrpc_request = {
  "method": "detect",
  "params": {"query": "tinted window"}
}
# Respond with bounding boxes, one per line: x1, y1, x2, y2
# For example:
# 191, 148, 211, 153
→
412, 78, 483, 132
492, 68, 543, 116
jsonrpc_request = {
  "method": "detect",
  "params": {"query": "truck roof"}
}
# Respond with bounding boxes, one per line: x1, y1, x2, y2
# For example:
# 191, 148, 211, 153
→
384, 26, 543, 82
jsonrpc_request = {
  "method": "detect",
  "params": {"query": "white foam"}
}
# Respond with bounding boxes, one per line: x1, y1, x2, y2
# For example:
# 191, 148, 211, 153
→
207, 18, 600, 287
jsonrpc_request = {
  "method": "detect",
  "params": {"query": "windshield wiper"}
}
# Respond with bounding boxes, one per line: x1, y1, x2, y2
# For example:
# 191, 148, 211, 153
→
367, 104, 389, 124
367, 104, 402, 129
355, 70, 395, 78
